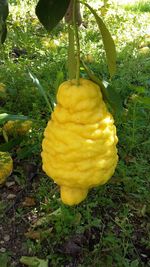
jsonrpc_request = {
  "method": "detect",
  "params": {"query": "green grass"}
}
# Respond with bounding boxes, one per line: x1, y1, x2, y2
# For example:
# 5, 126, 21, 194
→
0, 0, 150, 266
124, 0, 150, 12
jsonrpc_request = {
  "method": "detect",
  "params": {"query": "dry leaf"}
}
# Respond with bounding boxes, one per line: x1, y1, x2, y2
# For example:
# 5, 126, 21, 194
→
22, 197, 36, 207
25, 228, 53, 240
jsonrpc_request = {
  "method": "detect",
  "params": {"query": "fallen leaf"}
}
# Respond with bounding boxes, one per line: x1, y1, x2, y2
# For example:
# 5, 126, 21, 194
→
21, 161, 37, 181
58, 234, 86, 257
20, 256, 48, 267
33, 208, 61, 228
25, 228, 53, 240
25, 231, 41, 240
7, 194, 16, 200
5, 181, 15, 188
22, 197, 36, 207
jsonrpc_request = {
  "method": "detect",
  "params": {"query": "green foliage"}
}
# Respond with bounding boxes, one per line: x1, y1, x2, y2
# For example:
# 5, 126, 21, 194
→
28, 71, 54, 112
35, 0, 70, 32
0, 253, 10, 267
81, 60, 123, 116
0, 113, 28, 125
124, 0, 150, 12
83, 2, 116, 78
0, 0, 9, 44
20, 256, 48, 267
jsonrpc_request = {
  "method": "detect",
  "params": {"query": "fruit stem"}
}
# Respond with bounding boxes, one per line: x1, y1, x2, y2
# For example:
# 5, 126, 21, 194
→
73, 0, 80, 85
68, 24, 76, 80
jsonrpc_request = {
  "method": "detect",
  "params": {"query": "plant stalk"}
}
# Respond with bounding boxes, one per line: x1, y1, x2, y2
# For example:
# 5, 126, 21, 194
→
73, 0, 80, 85
68, 24, 76, 80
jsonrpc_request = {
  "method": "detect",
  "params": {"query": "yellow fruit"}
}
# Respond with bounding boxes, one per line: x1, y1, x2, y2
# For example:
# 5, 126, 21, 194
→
139, 46, 150, 55
0, 152, 13, 185
85, 54, 94, 63
0, 83, 6, 92
0, 83, 7, 98
3, 120, 32, 136
41, 79, 118, 205
41, 38, 58, 50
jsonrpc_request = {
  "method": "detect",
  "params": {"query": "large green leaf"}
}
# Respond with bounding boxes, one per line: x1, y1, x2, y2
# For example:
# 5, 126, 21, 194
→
28, 71, 53, 112
36, 0, 70, 31
0, 253, 9, 267
53, 71, 64, 91
81, 59, 109, 102
106, 84, 123, 115
0, 113, 28, 125
81, 60, 122, 115
83, 3, 116, 78
20, 256, 48, 267
0, 0, 9, 44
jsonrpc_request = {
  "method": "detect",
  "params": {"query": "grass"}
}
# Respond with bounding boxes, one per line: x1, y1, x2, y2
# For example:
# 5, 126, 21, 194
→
123, 0, 150, 12
0, 0, 150, 266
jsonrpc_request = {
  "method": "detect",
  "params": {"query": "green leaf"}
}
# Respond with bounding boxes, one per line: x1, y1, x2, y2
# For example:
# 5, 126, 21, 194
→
0, 0, 9, 44
0, 0, 8, 20
137, 96, 150, 108
81, 60, 122, 115
36, 0, 70, 31
0, 23, 7, 44
2, 129, 8, 142
33, 208, 61, 227
54, 71, 64, 91
106, 84, 123, 115
20, 256, 48, 267
130, 259, 139, 267
28, 71, 53, 112
0, 137, 23, 151
82, 2, 116, 77
0, 253, 9, 267
81, 59, 109, 102
131, 85, 146, 94
0, 113, 28, 125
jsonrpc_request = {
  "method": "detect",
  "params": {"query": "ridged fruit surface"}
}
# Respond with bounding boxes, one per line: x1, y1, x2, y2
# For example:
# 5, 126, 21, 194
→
41, 79, 118, 205
0, 152, 13, 185
3, 120, 32, 136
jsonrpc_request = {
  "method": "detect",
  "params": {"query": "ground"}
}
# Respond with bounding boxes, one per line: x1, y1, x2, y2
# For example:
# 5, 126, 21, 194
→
0, 0, 150, 266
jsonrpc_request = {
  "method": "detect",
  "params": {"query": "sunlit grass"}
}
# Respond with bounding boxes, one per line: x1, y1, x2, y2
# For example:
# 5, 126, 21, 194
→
113, 0, 150, 12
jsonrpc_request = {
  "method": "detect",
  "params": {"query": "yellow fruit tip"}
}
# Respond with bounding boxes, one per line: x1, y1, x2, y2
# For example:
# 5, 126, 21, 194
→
60, 186, 88, 206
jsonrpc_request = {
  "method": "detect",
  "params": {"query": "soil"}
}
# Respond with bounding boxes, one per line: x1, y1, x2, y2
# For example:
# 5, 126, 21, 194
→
0, 161, 150, 266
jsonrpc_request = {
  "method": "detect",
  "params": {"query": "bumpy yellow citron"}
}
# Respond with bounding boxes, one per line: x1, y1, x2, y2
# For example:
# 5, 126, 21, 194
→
41, 79, 118, 205
0, 152, 13, 185
3, 120, 32, 136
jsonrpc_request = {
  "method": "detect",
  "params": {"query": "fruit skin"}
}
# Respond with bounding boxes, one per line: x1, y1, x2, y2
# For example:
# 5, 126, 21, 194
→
3, 120, 32, 136
0, 152, 13, 185
41, 78, 118, 205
